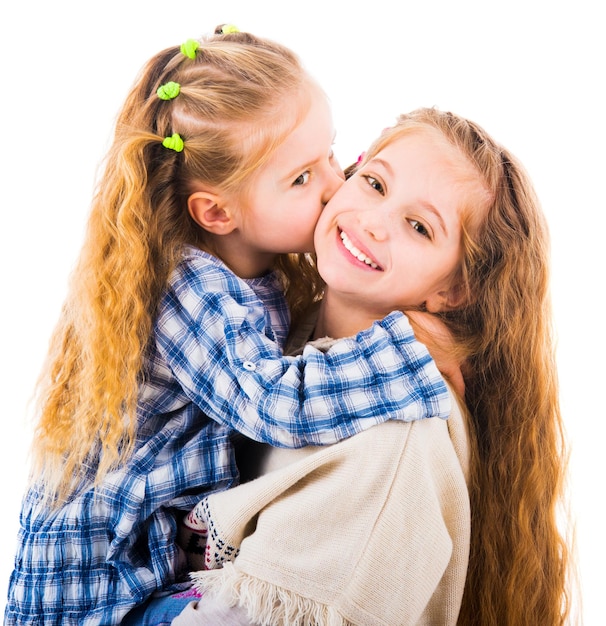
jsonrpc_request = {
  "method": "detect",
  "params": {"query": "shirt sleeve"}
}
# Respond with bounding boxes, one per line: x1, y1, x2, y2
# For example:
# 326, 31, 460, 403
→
155, 258, 451, 447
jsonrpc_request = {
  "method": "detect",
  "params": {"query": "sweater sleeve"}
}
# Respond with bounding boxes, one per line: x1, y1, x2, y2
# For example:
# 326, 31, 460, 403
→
155, 256, 451, 447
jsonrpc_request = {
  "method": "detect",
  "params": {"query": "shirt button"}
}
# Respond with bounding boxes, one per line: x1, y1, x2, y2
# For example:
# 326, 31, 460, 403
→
243, 360, 256, 371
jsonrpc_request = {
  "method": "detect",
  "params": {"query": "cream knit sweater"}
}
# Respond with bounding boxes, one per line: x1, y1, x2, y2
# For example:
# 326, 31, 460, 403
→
187, 381, 470, 626
183, 308, 471, 625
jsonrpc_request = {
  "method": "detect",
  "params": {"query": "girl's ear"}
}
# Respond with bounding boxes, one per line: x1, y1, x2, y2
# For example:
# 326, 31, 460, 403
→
187, 191, 237, 235
425, 283, 467, 313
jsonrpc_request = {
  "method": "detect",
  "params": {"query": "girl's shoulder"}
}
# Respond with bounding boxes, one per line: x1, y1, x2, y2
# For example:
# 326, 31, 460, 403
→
170, 246, 286, 312
172, 246, 246, 294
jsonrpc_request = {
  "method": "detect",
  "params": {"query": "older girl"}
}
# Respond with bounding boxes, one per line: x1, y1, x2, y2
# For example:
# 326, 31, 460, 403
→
174, 108, 571, 626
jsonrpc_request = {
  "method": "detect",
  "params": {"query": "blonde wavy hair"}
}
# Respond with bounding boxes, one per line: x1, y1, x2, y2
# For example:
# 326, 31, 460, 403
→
30, 29, 324, 504
358, 109, 572, 625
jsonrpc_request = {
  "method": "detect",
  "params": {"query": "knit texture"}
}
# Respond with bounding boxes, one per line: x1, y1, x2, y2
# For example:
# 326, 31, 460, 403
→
189, 394, 470, 625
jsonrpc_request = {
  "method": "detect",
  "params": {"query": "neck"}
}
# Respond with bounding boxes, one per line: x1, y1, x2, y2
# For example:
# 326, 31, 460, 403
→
313, 290, 390, 340
207, 232, 276, 279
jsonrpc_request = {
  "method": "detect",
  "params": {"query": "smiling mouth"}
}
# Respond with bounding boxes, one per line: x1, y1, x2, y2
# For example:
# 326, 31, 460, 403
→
339, 230, 381, 269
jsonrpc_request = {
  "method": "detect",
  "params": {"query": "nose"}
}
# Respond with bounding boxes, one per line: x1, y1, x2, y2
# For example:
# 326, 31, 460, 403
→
320, 163, 345, 206
357, 208, 389, 241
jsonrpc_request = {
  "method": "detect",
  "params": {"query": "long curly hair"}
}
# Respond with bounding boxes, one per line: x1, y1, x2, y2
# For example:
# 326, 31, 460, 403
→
359, 109, 572, 625
30, 29, 324, 504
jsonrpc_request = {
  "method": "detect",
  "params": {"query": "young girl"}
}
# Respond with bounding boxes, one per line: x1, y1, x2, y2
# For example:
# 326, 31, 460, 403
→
169, 108, 571, 626
4, 29, 452, 626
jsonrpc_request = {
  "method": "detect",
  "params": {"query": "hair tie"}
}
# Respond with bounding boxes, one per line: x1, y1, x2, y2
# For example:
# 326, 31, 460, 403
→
215, 24, 240, 34
162, 133, 184, 152
157, 81, 181, 100
180, 39, 199, 59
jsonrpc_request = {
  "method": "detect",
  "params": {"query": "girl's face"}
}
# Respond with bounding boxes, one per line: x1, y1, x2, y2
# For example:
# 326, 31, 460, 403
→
234, 86, 344, 257
314, 130, 487, 317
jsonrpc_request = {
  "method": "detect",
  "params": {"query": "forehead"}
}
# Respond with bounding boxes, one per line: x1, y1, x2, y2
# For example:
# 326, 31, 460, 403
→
379, 129, 490, 222
379, 129, 469, 172
264, 85, 333, 166
282, 83, 332, 144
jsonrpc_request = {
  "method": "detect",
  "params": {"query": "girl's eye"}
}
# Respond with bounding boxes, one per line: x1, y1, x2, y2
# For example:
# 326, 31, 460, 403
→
363, 175, 385, 195
293, 171, 310, 186
408, 219, 431, 240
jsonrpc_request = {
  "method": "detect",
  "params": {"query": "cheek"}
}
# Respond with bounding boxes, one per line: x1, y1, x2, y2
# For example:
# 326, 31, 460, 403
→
443, 245, 464, 279
313, 206, 331, 236
281, 210, 322, 250
313, 225, 336, 266
290, 206, 322, 235
319, 194, 344, 221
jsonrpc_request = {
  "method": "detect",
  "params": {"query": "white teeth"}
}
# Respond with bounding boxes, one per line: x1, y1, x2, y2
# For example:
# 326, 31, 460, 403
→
340, 231, 378, 268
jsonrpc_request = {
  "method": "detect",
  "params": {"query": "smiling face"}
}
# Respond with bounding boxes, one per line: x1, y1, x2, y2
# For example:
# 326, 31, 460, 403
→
314, 129, 489, 323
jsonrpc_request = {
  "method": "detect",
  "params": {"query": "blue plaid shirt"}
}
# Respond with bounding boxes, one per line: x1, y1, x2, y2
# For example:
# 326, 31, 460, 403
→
5, 248, 450, 625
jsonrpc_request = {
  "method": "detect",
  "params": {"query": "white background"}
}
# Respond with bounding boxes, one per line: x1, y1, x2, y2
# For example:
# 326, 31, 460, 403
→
0, 1, 602, 623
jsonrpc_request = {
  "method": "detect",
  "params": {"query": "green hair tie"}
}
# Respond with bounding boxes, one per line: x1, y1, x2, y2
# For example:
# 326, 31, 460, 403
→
180, 39, 199, 59
157, 81, 181, 100
220, 24, 239, 34
162, 133, 184, 152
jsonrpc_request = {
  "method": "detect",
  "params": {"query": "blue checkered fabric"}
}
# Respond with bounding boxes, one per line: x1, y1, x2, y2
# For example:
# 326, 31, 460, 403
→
5, 248, 450, 625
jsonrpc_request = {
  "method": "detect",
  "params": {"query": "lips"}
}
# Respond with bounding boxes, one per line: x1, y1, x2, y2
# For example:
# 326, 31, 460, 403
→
339, 229, 381, 270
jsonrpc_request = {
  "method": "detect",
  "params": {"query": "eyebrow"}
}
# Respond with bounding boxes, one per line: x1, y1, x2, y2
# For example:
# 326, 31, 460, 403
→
283, 132, 338, 181
419, 200, 448, 237
370, 157, 448, 237
370, 157, 393, 178
284, 159, 314, 182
